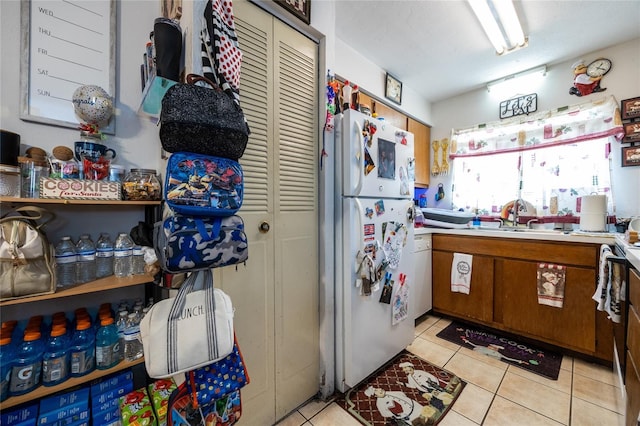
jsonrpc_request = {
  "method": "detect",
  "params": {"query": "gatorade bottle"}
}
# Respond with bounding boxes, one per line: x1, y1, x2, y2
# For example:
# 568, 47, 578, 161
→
10, 330, 45, 396
0, 336, 16, 401
42, 325, 70, 387
96, 317, 120, 370
69, 320, 95, 377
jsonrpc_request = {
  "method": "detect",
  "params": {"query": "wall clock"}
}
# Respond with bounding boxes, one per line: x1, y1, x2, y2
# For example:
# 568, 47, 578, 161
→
385, 73, 402, 105
586, 58, 612, 77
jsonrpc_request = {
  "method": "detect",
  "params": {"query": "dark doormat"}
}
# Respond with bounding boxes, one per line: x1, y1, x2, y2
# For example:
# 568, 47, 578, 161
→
336, 350, 466, 425
436, 321, 563, 380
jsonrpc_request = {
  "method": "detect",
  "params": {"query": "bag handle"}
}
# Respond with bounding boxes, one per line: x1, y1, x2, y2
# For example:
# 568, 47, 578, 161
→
186, 73, 220, 91
166, 269, 219, 373
185, 73, 247, 119
0, 205, 55, 231
194, 217, 221, 242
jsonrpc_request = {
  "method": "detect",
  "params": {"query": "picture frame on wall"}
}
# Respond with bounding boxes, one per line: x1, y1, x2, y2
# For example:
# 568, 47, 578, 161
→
622, 145, 640, 167
274, 0, 311, 24
385, 73, 403, 105
621, 97, 640, 120
623, 122, 640, 143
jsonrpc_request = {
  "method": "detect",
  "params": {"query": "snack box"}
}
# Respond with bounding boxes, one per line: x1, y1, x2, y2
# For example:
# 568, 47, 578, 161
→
147, 379, 176, 426
91, 405, 120, 425
37, 402, 87, 425
36, 410, 89, 426
120, 387, 157, 426
90, 370, 133, 396
38, 388, 89, 415
92, 394, 121, 415
1, 404, 38, 426
92, 382, 134, 408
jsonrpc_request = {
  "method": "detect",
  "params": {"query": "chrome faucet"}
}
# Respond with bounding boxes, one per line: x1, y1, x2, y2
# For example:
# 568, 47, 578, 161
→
511, 199, 521, 227
526, 218, 539, 229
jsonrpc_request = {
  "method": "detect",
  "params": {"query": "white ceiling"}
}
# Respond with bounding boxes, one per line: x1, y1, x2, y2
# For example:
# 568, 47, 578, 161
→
334, 0, 640, 103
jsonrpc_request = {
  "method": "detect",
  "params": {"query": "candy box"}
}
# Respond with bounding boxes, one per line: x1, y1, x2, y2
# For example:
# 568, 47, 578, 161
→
147, 378, 176, 426
119, 387, 157, 426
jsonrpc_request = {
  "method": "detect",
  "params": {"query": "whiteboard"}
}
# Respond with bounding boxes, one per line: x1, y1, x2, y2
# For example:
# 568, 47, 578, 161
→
20, 0, 116, 134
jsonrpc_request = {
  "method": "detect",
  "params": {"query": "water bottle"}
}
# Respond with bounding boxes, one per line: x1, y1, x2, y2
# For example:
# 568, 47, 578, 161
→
113, 233, 134, 277
75, 234, 96, 284
55, 236, 77, 288
123, 312, 143, 362
96, 317, 120, 370
10, 330, 45, 396
131, 246, 145, 275
0, 336, 16, 401
115, 310, 128, 362
95, 233, 114, 278
69, 320, 95, 377
42, 326, 70, 387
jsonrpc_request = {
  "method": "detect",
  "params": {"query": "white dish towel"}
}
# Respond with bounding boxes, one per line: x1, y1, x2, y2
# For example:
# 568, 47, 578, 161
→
451, 253, 473, 294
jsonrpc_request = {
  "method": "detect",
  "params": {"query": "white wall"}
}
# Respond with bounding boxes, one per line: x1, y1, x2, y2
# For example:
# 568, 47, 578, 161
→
429, 38, 640, 219
334, 38, 432, 124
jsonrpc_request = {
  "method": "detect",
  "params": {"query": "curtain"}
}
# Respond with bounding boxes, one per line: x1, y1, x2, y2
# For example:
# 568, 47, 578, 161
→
450, 95, 624, 158
449, 96, 622, 220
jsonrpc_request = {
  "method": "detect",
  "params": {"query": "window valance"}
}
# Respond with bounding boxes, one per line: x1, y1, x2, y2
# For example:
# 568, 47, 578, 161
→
450, 95, 624, 158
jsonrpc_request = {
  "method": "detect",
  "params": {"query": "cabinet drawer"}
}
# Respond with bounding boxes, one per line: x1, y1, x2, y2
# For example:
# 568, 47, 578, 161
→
630, 268, 640, 309
629, 304, 640, 363
626, 350, 640, 426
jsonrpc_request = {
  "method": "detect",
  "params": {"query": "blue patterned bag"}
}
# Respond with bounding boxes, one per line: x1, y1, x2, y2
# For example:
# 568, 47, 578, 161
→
154, 214, 248, 273
187, 338, 249, 409
165, 152, 243, 217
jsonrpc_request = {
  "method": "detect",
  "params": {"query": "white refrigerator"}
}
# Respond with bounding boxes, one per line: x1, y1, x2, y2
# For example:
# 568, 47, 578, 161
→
335, 109, 416, 392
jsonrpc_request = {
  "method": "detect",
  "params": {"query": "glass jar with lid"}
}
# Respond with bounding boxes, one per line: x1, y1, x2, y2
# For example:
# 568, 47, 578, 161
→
122, 168, 161, 201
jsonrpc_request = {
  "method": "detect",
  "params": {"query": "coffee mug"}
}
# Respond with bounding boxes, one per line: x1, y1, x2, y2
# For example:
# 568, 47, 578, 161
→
74, 141, 117, 161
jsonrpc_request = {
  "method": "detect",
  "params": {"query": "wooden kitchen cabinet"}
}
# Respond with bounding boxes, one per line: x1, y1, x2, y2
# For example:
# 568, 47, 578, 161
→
432, 234, 612, 361
433, 250, 494, 323
627, 268, 640, 425
408, 118, 430, 187
372, 100, 407, 130
498, 259, 596, 352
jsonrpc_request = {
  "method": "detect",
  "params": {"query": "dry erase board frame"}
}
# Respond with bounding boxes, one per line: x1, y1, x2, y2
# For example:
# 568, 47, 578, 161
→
20, 0, 116, 134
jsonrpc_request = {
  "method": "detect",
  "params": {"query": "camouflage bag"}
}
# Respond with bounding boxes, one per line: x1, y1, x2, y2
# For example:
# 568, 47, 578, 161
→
154, 213, 247, 273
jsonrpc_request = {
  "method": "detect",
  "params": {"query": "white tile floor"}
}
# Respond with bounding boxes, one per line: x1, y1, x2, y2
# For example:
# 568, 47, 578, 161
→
276, 315, 625, 425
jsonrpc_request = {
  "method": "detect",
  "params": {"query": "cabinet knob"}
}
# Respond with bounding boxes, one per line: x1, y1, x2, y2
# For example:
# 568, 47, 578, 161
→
259, 221, 270, 233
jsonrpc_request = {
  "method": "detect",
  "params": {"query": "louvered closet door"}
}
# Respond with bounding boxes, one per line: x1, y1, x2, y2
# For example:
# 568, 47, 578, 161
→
215, 1, 319, 423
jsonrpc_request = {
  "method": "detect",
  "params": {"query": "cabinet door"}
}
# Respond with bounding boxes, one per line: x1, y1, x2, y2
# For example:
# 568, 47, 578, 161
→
373, 100, 407, 130
498, 259, 596, 352
408, 118, 430, 187
432, 250, 494, 323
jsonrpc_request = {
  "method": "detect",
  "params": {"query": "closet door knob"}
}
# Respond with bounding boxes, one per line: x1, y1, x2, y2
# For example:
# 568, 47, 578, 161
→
259, 221, 270, 233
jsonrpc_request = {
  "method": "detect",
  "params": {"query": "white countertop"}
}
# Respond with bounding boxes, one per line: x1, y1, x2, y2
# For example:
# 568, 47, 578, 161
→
414, 226, 616, 245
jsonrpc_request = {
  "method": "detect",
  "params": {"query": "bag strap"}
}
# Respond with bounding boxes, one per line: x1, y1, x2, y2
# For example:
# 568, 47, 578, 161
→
166, 269, 219, 373
194, 218, 221, 242
0, 206, 55, 231
186, 73, 220, 91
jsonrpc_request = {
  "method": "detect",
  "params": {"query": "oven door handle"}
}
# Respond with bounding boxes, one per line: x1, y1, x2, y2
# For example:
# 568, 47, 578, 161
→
607, 255, 627, 265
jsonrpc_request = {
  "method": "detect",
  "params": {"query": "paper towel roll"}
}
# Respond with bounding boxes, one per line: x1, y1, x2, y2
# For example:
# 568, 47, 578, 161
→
581, 195, 607, 214
580, 213, 607, 231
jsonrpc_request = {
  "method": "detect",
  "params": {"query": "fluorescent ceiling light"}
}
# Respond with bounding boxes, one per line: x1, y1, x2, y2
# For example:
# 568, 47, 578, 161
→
468, 0, 527, 55
486, 65, 547, 92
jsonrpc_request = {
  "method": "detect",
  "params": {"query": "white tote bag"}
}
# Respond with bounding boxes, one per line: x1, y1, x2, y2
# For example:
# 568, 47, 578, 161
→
140, 269, 234, 378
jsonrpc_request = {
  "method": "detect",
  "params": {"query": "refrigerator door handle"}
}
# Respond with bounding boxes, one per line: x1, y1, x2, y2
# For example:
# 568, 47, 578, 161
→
354, 120, 364, 196
355, 198, 364, 256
